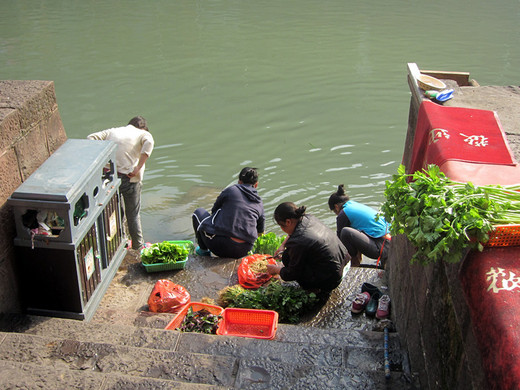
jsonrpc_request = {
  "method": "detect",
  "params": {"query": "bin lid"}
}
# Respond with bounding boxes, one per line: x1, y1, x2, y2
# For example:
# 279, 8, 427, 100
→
10, 139, 117, 202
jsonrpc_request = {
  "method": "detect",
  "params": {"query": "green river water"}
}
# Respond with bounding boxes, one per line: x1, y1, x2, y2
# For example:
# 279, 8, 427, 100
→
1, 0, 519, 243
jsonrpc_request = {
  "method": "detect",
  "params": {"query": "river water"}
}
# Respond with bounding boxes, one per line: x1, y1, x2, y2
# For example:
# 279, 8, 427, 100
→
2, 0, 519, 243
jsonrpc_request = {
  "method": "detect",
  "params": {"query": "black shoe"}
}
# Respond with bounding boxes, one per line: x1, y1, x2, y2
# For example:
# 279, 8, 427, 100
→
362, 282, 382, 297
365, 291, 382, 317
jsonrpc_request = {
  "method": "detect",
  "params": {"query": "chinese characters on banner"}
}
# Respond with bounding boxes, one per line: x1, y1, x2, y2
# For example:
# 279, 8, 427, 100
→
486, 267, 520, 293
429, 128, 489, 148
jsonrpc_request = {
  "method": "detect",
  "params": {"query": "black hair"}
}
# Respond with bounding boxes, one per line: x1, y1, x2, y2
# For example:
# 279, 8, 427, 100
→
328, 184, 349, 210
273, 202, 306, 224
238, 167, 258, 185
128, 116, 149, 131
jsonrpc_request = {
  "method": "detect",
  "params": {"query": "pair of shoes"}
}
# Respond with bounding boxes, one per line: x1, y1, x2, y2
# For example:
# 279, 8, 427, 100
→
195, 246, 211, 256
376, 295, 391, 319
351, 292, 371, 314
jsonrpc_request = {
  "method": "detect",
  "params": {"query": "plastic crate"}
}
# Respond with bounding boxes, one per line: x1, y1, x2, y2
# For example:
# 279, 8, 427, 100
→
484, 225, 520, 247
164, 302, 224, 331
141, 240, 193, 272
216, 308, 278, 340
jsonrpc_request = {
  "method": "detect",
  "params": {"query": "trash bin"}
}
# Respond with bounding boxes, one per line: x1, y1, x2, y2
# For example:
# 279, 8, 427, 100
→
8, 139, 126, 320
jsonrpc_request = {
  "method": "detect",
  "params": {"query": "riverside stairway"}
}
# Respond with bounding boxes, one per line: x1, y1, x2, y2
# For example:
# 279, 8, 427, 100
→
0, 250, 419, 389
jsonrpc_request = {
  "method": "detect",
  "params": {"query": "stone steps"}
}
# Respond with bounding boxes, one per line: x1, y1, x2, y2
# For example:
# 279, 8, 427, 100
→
0, 252, 420, 389
0, 360, 226, 389
0, 310, 416, 389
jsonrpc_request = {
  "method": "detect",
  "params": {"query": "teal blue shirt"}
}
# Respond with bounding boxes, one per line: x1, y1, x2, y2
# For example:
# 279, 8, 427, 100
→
338, 200, 389, 238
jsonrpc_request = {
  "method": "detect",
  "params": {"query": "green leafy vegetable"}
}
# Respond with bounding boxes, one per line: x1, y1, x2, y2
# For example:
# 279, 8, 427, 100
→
218, 280, 319, 324
251, 232, 286, 255
177, 308, 221, 334
141, 241, 193, 265
381, 164, 520, 265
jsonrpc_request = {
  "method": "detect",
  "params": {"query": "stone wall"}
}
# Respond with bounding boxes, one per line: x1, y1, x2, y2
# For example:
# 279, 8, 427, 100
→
388, 237, 486, 389
0, 80, 67, 313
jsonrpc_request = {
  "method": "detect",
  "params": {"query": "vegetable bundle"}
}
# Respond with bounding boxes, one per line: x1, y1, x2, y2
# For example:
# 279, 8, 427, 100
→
252, 232, 286, 256
177, 308, 222, 334
381, 164, 520, 265
141, 241, 193, 265
219, 280, 319, 324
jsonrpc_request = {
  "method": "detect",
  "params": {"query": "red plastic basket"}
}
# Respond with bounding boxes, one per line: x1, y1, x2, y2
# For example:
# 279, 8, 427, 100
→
216, 308, 278, 340
485, 225, 520, 247
164, 302, 224, 331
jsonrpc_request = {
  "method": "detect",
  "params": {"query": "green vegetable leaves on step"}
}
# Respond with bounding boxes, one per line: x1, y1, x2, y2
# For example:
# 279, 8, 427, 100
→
141, 241, 193, 265
219, 280, 319, 324
381, 164, 520, 265
177, 308, 222, 334
251, 232, 286, 256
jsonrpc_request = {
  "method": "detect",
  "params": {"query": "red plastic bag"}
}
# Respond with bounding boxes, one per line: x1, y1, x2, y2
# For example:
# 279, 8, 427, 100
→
238, 254, 277, 289
148, 279, 190, 313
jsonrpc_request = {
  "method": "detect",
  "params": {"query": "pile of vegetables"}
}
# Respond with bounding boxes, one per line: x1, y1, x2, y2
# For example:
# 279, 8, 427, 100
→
176, 307, 222, 334
251, 232, 286, 256
249, 258, 269, 274
141, 241, 193, 265
219, 280, 319, 324
381, 164, 520, 264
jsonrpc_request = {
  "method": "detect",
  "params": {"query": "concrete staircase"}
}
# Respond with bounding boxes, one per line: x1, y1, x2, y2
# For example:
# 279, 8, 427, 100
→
0, 252, 420, 389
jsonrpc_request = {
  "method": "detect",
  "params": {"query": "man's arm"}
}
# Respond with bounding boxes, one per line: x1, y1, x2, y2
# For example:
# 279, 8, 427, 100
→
128, 153, 149, 178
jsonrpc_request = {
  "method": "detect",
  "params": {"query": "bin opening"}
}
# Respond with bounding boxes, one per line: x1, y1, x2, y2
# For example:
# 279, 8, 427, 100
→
22, 209, 66, 238
73, 194, 89, 226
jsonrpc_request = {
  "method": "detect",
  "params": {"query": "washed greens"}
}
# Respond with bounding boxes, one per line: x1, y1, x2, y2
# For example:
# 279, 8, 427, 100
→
381, 164, 520, 265
251, 232, 286, 256
219, 280, 319, 324
177, 308, 221, 334
141, 241, 193, 265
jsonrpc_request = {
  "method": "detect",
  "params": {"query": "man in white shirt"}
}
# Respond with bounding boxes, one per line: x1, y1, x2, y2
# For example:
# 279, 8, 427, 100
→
88, 116, 154, 249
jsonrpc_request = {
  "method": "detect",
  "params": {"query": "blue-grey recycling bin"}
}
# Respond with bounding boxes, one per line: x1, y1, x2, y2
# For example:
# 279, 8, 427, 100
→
8, 139, 127, 320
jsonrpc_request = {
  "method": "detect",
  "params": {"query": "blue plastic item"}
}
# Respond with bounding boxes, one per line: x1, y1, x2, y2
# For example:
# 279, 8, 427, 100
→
435, 89, 454, 102
425, 89, 454, 102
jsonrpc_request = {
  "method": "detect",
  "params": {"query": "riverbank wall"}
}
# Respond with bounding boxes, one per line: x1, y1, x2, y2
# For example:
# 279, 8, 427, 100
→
0, 80, 67, 313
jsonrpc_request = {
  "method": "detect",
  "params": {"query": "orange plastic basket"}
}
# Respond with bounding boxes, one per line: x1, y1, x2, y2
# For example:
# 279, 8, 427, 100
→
484, 225, 520, 247
164, 302, 224, 331
216, 308, 278, 340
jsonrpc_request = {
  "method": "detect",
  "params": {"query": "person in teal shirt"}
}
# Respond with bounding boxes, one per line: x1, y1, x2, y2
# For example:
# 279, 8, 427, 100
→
328, 184, 391, 268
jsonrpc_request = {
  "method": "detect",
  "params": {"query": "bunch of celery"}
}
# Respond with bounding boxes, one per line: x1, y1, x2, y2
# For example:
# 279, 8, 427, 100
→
381, 164, 520, 264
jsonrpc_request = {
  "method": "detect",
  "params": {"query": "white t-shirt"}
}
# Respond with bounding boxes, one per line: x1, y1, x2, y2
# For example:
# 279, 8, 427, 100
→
88, 124, 154, 183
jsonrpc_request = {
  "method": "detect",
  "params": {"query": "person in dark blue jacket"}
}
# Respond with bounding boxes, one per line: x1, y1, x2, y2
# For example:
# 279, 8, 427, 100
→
192, 167, 265, 258
328, 184, 391, 268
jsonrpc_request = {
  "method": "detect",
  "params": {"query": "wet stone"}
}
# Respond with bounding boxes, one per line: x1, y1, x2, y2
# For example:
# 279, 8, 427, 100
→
22, 316, 181, 351
176, 331, 343, 367
0, 360, 104, 389
235, 356, 393, 390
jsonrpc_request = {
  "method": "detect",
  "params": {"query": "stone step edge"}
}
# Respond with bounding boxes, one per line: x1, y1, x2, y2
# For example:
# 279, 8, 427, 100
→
0, 328, 406, 378
0, 359, 229, 390
0, 332, 409, 389
15, 310, 399, 350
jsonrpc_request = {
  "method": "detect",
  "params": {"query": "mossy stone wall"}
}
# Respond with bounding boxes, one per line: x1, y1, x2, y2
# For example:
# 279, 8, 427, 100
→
0, 80, 67, 313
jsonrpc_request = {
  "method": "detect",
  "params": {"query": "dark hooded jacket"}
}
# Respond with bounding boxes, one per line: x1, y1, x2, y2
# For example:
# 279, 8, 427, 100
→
199, 183, 265, 244
280, 214, 350, 291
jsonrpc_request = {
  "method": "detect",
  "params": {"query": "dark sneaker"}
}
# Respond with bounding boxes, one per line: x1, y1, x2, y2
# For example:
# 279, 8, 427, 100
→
365, 291, 382, 317
351, 292, 371, 314
196, 246, 211, 256
376, 294, 391, 320
361, 282, 382, 297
